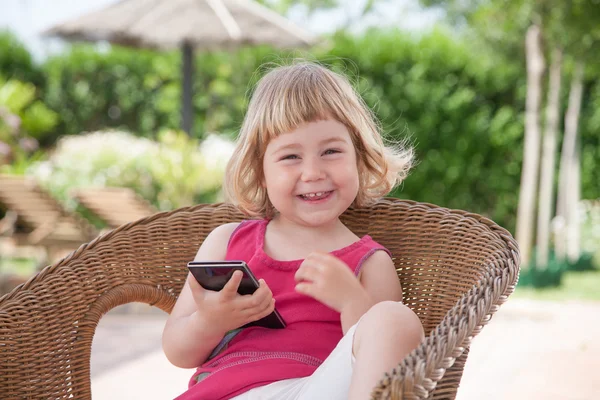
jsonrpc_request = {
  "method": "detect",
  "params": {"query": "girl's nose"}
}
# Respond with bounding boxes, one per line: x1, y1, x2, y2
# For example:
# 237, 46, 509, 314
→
301, 159, 326, 182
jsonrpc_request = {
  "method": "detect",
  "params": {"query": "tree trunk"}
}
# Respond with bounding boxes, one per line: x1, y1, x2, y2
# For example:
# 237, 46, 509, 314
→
556, 60, 584, 262
567, 135, 582, 262
516, 24, 545, 267
536, 47, 562, 268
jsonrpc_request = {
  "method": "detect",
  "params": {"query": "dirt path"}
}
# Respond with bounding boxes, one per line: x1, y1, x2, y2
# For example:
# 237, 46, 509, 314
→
458, 299, 600, 400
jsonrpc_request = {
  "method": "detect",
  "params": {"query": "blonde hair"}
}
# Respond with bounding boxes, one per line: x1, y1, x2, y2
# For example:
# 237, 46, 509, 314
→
224, 61, 413, 218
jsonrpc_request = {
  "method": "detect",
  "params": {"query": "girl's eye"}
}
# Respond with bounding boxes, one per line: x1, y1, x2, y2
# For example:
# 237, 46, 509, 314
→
281, 154, 298, 160
323, 149, 340, 156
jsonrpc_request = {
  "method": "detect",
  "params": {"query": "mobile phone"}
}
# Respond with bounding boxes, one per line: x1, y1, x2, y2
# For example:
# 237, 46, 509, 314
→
187, 260, 286, 329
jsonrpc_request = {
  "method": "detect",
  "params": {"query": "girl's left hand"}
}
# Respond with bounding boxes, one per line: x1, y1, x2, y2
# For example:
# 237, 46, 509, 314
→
294, 251, 369, 313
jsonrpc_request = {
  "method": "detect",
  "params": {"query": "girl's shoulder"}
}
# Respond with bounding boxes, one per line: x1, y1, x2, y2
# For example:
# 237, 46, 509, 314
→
198, 222, 241, 255
226, 218, 266, 241
209, 222, 242, 240
193, 220, 264, 262
208, 219, 266, 250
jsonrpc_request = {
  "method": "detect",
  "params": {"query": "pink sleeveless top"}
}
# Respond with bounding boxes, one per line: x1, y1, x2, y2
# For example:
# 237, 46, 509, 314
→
174, 219, 390, 400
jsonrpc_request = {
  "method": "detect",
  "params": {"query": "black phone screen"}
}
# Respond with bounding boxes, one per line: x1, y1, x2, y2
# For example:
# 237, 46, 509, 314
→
188, 262, 258, 295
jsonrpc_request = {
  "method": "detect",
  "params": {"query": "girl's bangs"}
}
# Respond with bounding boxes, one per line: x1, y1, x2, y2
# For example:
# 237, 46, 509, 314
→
255, 80, 338, 149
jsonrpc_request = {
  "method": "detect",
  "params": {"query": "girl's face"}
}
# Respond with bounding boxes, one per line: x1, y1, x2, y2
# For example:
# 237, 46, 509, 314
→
262, 118, 360, 228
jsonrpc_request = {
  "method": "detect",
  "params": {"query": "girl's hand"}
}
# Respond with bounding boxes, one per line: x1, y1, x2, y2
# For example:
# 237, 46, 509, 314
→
187, 271, 275, 335
294, 252, 370, 313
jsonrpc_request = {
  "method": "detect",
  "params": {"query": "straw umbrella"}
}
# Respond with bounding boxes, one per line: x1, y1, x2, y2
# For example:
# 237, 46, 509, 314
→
43, 0, 317, 134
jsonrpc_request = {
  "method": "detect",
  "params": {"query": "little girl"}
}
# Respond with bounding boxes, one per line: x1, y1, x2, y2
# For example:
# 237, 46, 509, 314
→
163, 61, 424, 400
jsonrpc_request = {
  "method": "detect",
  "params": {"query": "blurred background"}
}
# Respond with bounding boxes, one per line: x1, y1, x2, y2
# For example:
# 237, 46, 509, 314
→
0, 0, 599, 399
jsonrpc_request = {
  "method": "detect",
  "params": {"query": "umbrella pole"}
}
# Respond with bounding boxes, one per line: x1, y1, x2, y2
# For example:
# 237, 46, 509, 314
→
181, 41, 194, 135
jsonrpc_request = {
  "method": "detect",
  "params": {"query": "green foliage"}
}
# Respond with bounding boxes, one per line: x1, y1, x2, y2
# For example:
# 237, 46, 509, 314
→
0, 78, 58, 137
322, 29, 526, 229
513, 269, 600, 301
550, 0, 600, 60
417, 0, 600, 77
254, 0, 339, 15
0, 77, 57, 167
518, 253, 566, 287
0, 31, 45, 86
581, 81, 600, 201
28, 130, 234, 211
580, 200, 600, 266
518, 250, 598, 288
39, 43, 283, 144
567, 253, 597, 272
0, 150, 46, 175
41, 45, 176, 144
149, 130, 232, 209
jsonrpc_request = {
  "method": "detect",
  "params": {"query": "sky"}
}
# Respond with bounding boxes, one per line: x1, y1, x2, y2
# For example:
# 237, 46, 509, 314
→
0, 0, 442, 61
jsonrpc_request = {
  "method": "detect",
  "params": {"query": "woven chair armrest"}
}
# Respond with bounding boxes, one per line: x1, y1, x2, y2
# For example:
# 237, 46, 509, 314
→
83, 283, 178, 321
371, 253, 519, 400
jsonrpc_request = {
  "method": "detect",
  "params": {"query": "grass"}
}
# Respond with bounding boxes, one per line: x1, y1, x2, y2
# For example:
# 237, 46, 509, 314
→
513, 269, 600, 302
0, 257, 38, 277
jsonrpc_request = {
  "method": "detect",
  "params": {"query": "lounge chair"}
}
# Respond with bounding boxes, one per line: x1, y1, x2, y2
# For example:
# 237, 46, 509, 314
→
0, 174, 96, 261
73, 187, 156, 229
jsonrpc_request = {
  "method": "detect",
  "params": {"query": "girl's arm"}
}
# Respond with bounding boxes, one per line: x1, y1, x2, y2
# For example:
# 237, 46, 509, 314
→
162, 223, 240, 368
340, 251, 402, 333
294, 251, 402, 335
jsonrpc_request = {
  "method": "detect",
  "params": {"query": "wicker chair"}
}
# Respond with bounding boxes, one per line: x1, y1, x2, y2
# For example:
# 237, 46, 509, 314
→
0, 199, 520, 400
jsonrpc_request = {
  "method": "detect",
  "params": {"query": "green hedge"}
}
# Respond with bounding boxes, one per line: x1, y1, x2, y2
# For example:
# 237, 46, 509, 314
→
0, 31, 45, 87
40, 43, 279, 143
323, 29, 526, 230
518, 251, 598, 288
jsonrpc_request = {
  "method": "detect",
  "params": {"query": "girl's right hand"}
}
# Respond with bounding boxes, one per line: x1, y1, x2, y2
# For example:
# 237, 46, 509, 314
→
187, 271, 275, 335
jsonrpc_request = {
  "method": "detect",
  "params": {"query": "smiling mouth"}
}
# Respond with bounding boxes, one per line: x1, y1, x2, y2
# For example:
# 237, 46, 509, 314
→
298, 191, 333, 201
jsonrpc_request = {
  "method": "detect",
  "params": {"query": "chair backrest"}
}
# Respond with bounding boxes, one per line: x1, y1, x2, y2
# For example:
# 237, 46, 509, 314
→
0, 174, 96, 245
73, 187, 157, 229
0, 199, 519, 399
